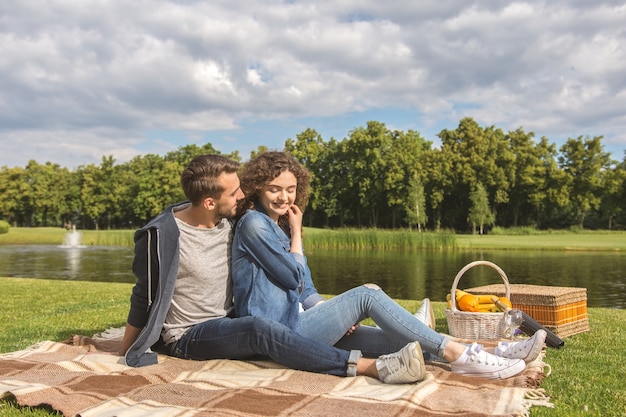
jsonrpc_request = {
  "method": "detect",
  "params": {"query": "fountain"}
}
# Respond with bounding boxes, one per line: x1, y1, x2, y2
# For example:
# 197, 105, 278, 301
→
62, 226, 85, 248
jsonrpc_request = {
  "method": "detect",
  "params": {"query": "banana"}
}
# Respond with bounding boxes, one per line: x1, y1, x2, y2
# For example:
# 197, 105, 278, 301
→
475, 294, 500, 304
476, 303, 499, 312
454, 289, 471, 301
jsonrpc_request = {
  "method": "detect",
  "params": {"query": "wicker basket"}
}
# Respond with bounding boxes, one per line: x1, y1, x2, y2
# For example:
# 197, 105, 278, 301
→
464, 283, 589, 337
445, 261, 511, 340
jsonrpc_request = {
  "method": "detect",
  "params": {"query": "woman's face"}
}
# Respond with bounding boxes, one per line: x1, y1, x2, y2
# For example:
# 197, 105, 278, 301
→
258, 170, 297, 222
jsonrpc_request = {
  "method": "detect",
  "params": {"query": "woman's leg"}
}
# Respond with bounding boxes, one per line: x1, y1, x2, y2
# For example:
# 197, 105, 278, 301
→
298, 286, 527, 379
299, 284, 447, 357
333, 325, 441, 362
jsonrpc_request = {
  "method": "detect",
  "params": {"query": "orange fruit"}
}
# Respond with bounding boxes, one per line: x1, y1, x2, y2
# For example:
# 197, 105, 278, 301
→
458, 294, 480, 312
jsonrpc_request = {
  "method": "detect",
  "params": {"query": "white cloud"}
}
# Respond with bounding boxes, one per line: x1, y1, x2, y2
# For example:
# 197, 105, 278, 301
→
1, 0, 625, 168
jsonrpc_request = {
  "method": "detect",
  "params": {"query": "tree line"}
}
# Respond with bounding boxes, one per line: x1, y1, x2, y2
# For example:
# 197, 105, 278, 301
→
1, 117, 624, 232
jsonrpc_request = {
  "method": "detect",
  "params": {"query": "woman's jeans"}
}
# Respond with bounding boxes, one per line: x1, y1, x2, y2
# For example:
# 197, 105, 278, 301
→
299, 285, 448, 360
171, 315, 358, 376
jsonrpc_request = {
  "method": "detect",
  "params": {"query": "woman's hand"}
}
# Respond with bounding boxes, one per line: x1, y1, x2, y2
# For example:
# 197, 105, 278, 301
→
287, 204, 304, 255
287, 204, 303, 230
345, 323, 360, 336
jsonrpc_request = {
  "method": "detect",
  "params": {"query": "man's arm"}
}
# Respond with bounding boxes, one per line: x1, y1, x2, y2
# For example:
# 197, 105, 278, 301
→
117, 323, 142, 356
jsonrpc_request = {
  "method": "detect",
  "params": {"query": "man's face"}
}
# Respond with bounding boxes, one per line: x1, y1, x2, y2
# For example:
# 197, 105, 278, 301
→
214, 172, 245, 219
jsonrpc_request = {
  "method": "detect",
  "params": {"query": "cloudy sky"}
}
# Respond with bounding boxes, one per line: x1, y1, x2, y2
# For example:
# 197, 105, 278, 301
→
1, 0, 625, 169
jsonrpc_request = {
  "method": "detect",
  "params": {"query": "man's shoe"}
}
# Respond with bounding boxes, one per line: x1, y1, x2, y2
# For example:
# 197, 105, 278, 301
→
413, 298, 436, 329
451, 343, 526, 379
376, 342, 425, 384
494, 330, 547, 363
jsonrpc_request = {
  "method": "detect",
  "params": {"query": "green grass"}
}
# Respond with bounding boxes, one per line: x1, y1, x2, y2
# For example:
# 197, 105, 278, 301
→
0, 227, 134, 247
2, 227, 625, 252
1, 278, 624, 416
456, 231, 626, 251
303, 227, 457, 249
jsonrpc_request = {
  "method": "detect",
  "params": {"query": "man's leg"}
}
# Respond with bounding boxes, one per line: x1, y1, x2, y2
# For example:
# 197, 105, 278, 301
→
171, 316, 354, 376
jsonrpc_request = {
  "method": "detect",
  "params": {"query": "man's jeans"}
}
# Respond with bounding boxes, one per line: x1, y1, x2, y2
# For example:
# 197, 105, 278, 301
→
299, 285, 448, 360
171, 315, 356, 376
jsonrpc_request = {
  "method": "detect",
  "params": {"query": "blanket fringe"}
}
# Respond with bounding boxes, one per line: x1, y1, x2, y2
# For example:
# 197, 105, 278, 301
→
91, 327, 126, 341
518, 388, 554, 417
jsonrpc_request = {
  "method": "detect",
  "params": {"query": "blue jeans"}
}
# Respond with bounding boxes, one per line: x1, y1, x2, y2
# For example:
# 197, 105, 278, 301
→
170, 315, 356, 376
299, 285, 449, 360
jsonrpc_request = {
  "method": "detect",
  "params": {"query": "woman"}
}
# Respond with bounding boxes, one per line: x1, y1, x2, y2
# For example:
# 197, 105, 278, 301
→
232, 151, 545, 380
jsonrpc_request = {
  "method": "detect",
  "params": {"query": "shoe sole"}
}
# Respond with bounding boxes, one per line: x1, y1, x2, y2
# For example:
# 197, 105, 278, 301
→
411, 342, 426, 382
522, 330, 547, 363
457, 358, 526, 379
415, 299, 436, 330
426, 300, 435, 329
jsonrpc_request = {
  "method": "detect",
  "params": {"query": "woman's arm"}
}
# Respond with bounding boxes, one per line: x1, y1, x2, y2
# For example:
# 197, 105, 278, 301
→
236, 212, 304, 290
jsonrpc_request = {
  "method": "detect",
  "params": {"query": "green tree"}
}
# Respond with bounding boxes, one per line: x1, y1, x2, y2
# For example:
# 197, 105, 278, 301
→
165, 143, 240, 166
384, 130, 430, 228
598, 159, 625, 229
128, 154, 185, 222
339, 121, 393, 227
22, 160, 67, 226
0, 166, 27, 226
78, 159, 108, 230
558, 136, 612, 228
250, 145, 269, 160
404, 173, 427, 231
437, 118, 514, 230
422, 147, 455, 231
468, 183, 495, 235
506, 130, 559, 227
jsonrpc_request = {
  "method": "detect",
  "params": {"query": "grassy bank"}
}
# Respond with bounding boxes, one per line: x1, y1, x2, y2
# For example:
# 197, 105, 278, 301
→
1, 278, 624, 416
2, 227, 625, 251
457, 230, 626, 251
0, 227, 134, 247
303, 227, 457, 249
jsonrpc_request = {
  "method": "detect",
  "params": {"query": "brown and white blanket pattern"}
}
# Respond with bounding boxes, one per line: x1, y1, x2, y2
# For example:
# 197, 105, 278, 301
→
0, 329, 552, 417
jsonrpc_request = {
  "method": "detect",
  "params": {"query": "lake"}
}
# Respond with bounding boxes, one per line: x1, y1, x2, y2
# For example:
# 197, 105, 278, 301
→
0, 245, 624, 308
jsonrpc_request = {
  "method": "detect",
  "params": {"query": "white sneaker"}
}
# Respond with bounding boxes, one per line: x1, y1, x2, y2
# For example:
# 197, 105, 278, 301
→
413, 298, 436, 329
495, 330, 547, 363
451, 343, 526, 379
376, 342, 425, 384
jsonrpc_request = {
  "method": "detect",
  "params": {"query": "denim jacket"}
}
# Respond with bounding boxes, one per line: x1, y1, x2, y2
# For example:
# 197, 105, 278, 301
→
231, 208, 324, 331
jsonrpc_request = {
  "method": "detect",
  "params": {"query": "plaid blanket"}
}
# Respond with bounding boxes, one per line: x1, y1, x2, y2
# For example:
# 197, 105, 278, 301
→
0, 329, 552, 417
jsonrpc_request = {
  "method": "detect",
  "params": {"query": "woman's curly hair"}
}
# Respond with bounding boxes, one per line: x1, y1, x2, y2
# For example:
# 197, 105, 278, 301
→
236, 151, 311, 225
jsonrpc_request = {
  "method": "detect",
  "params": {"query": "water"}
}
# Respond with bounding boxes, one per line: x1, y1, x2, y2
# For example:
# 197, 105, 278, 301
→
0, 245, 623, 308
0, 245, 135, 283
61, 228, 85, 249
306, 248, 626, 309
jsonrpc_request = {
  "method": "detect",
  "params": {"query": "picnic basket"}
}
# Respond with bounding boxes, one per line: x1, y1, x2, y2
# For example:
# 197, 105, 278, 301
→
445, 260, 510, 340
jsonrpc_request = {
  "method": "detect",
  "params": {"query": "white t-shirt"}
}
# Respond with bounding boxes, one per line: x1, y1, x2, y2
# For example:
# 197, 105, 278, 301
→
161, 217, 234, 344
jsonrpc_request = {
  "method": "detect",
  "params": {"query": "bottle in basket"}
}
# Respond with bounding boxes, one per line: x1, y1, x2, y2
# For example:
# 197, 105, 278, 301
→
492, 297, 565, 348
503, 309, 523, 340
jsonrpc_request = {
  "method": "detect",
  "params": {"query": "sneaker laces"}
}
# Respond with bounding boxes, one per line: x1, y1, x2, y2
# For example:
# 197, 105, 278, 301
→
382, 353, 406, 375
467, 342, 508, 366
496, 339, 527, 356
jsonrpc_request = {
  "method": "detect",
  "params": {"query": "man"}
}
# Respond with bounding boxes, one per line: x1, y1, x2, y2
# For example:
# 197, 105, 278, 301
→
117, 154, 424, 384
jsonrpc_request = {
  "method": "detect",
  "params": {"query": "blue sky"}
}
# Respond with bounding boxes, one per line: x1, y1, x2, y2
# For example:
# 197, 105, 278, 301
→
1, 0, 625, 168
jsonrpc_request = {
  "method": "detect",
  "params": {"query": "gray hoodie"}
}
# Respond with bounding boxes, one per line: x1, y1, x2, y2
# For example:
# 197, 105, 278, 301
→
124, 202, 184, 367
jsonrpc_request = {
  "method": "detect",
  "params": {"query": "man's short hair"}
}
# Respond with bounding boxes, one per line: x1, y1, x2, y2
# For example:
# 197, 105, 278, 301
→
180, 155, 240, 205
